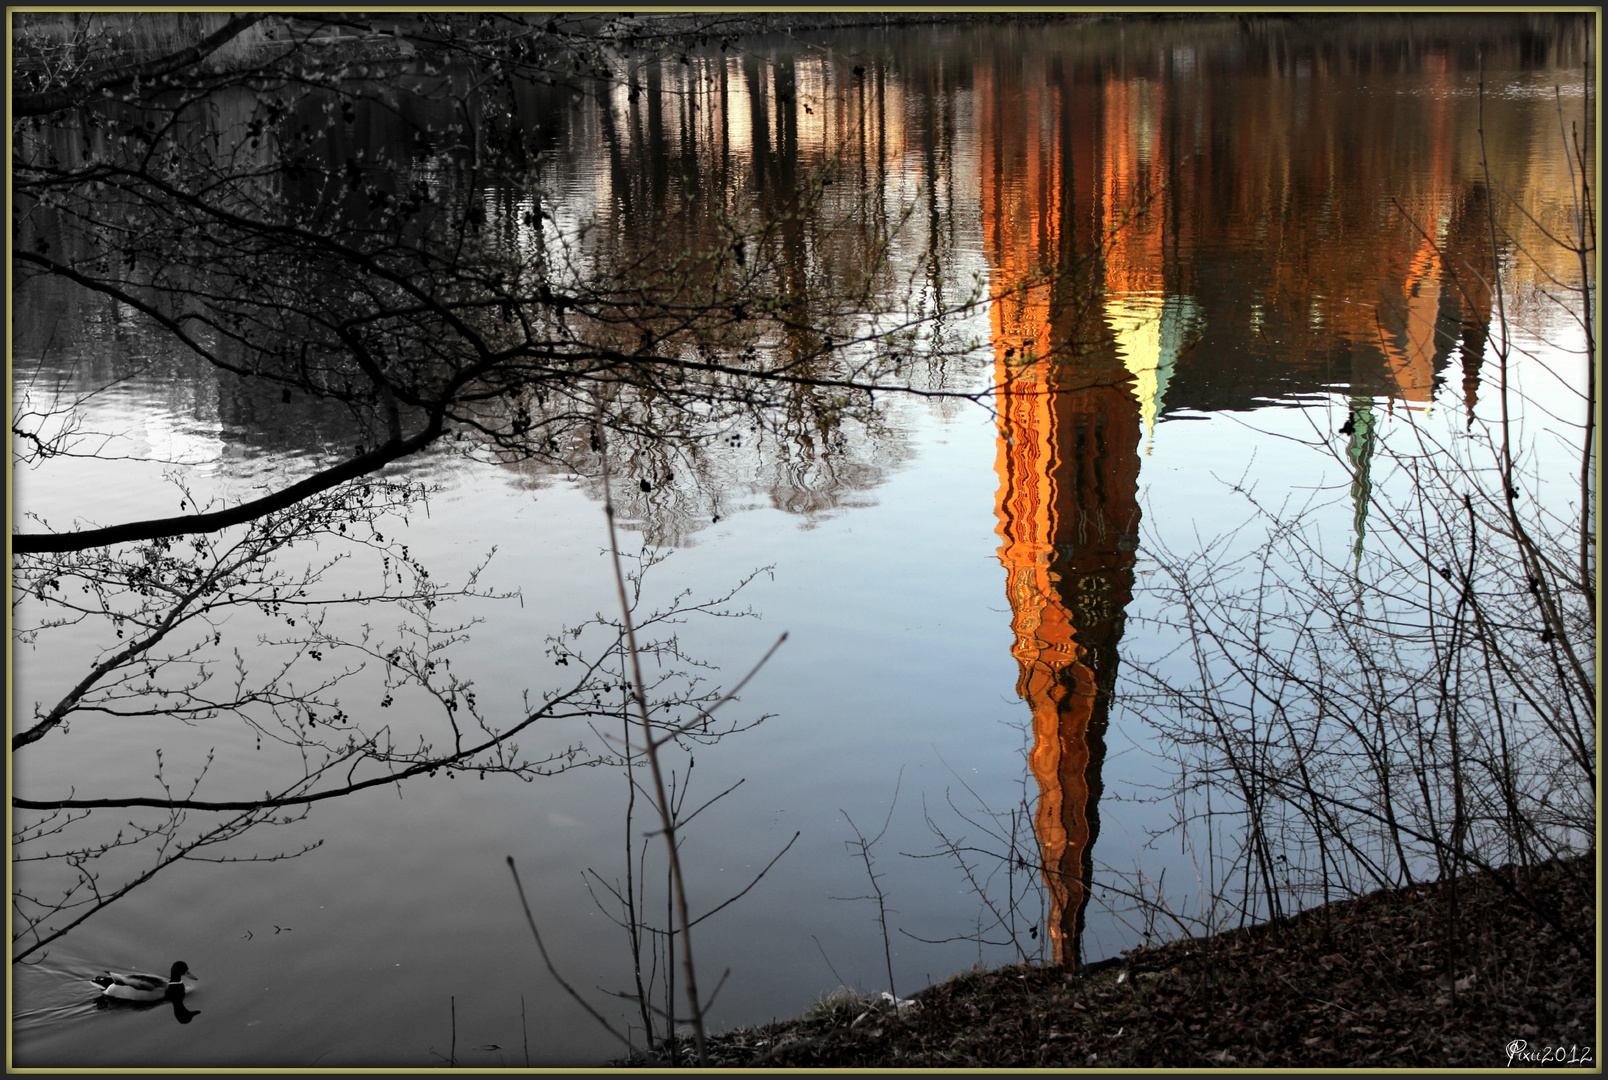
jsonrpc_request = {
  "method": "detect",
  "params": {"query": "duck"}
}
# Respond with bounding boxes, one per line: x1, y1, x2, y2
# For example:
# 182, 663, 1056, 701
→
92, 961, 193, 1002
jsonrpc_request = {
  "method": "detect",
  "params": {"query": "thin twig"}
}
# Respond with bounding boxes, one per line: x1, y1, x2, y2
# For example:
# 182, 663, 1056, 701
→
597, 417, 711, 1067
506, 856, 630, 1047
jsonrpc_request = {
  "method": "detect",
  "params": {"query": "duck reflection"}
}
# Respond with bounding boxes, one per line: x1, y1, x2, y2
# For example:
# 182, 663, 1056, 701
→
93, 994, 201, 1025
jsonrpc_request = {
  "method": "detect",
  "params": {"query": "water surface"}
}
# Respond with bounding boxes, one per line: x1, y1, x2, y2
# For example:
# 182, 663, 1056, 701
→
11, 13, 1593, 1066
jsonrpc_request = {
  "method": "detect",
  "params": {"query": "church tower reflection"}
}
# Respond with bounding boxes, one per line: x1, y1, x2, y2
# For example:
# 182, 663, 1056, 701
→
969, 36, 1507, 966
979, 61, 1160, 967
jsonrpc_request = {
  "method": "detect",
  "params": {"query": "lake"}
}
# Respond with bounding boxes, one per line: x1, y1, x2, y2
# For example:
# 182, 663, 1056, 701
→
10, 12, 1594, 1066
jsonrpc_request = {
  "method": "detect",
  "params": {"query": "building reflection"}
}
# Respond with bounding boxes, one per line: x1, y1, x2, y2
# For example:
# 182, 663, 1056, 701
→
974, 39, 1498, 965
980, 57, 1156, 968
14, 22, 1530, 538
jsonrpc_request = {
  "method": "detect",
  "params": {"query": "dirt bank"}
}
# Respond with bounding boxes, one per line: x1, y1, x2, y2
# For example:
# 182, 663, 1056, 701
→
624, 854, 1595, 1068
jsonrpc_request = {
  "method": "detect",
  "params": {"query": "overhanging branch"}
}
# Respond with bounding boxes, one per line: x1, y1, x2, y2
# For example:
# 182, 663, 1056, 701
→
13, 14, 271, 118
13, 424, 442, 555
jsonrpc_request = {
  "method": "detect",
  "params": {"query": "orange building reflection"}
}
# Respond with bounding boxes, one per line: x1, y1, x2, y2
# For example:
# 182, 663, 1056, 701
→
980, 61, 1149, 967
975, 41, 1511, 964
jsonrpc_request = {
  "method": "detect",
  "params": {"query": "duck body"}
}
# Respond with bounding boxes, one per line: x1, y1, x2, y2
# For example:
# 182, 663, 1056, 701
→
92, 961, 192, 1002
